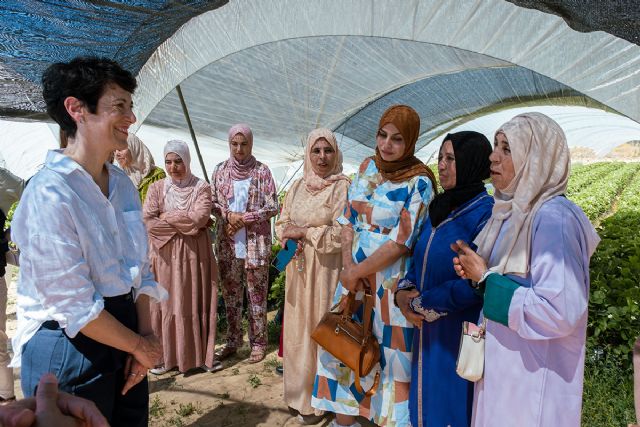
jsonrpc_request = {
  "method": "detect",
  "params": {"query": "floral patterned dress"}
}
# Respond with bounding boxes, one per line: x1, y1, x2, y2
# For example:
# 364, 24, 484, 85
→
311, 158, 433, 426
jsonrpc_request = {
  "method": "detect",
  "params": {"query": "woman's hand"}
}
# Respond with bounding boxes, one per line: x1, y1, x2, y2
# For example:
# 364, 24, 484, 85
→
451, 240, 487, 283
225, 212, 245, 237
281, 225, 307, 241
396, 289, 423, 328
131, 334, 162, 369
340, 264, 363, 292
227, 212, 244, 227
121, 356, 147, 396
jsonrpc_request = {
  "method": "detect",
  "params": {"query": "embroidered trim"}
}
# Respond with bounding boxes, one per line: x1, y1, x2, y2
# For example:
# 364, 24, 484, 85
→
410, 297, 448, 323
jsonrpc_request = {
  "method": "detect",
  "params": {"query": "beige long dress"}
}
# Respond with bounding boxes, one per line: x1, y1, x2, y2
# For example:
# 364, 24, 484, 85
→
275, 177, 349, 416
143, 178, 218, 372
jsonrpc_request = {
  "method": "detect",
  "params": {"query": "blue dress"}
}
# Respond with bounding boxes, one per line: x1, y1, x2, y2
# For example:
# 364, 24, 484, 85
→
398, 191, 493, 427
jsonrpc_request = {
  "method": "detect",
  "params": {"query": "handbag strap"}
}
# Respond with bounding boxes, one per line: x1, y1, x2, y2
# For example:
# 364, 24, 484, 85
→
353, 282, 380, 396
361, 285, 374, 341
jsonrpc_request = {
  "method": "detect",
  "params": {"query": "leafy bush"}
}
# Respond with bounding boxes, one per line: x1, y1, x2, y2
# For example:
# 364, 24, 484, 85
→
268, 243, 285, 310
584, 165, 640, 364
570, 163, 639, 221
3, 201, 18, 230
582, 347, 636, 426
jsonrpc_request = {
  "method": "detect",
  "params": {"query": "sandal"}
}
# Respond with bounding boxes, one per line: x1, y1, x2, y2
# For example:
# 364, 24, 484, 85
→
202, 360, 224, 373
214, 346, 237, 361
248, 348, 266, 364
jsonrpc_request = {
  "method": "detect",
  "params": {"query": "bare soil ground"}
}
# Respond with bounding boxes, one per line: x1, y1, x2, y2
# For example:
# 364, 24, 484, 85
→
5, 265, 333, 427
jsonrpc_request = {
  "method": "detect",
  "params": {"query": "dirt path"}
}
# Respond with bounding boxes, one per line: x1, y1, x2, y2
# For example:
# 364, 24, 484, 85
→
5, 266, 333, 427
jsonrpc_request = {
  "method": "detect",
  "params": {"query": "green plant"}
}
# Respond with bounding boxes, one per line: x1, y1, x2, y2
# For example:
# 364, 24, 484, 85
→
582, 164, 640, 365
4, 201, 18, 230
268, 270, 286, 309
165, 416, 185, 427
247, 374, 261, 388
149, 395, 166, 418
175, 402, 198, 417
263, 356, 279, 371
231, 367, 240, 375
582, 350, 635, 426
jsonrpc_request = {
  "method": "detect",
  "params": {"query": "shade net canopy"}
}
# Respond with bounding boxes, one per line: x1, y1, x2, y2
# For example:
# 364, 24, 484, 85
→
1, 0, 639, 184
0, 0, 227, 118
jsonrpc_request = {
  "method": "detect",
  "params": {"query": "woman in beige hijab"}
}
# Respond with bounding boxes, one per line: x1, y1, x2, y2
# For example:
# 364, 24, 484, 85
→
275, 128, 350, 425
452, 112, 600, 427
115, 134, 166, 202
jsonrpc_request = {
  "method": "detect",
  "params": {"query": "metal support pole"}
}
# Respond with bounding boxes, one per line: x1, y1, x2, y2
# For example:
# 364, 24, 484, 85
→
176, 84, 209, 183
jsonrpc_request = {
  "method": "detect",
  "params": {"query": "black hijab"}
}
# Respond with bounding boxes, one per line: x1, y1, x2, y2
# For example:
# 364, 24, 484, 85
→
428, 131, 492, 227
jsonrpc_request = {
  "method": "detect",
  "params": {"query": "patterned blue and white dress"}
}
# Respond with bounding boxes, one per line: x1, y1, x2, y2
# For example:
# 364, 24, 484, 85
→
311, 157, 433, 426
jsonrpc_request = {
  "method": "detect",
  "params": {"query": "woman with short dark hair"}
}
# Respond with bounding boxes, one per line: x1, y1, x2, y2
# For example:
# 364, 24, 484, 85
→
11, 56, 167, 426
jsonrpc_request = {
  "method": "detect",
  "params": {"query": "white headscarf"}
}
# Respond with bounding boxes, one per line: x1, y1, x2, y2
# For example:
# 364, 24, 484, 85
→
122, 134, 155, 187
162, 140, 201, 211
473, 112, 571, 277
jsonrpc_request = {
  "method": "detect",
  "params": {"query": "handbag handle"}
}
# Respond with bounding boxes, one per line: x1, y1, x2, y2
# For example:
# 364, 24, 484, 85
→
353, 281, 380, 396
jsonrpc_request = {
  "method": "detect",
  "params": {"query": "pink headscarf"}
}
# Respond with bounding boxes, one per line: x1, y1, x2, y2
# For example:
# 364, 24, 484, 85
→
303, 128, 349, 195
228, 124, 257, 180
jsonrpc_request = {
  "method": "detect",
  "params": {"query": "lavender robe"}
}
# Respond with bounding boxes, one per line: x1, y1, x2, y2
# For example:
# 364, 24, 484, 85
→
472, 196, 599, 427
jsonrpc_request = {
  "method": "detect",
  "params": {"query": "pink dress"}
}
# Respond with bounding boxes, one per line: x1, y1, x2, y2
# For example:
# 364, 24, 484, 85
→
143, 178, 218, 372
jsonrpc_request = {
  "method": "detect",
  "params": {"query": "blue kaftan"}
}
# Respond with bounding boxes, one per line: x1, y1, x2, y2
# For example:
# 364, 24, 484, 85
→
398, 191, 493, 427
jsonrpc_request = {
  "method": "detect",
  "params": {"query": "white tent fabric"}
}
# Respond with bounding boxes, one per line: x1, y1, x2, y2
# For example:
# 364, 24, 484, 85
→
134, 0, 640, 150
416, 106, 640, 160
2, 105, 638, 189
2, 0, 640, 188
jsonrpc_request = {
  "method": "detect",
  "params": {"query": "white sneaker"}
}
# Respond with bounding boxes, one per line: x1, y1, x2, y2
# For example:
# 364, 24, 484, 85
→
149, 366, 170, 375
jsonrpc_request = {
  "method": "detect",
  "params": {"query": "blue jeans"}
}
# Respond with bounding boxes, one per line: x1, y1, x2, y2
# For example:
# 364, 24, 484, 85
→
21, 292, 148, 426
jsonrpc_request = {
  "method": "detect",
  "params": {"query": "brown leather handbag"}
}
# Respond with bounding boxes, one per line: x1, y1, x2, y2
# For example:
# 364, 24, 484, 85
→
311, 287, 381, 396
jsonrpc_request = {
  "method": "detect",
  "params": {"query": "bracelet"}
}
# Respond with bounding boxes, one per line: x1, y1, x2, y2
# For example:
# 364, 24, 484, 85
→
471, 270, 494, 289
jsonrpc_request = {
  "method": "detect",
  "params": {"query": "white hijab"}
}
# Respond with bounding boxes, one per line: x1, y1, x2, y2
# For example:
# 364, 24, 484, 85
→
162, 140, 202, 212
473, 112, 571, 277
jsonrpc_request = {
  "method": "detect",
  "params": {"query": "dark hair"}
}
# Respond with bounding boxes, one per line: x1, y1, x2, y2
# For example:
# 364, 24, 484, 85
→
42, 56, 137, 138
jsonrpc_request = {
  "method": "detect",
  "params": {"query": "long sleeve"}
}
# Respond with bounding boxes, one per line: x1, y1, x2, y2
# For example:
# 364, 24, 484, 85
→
210, 164, 229, 219
163, 184, 212, 236
274, 180, 298, 243
304, 180, 349, 254
143, 182, 177, 249
419, 278, 482, 312
503, 204, 592, 340
418, 212, 489, 313
388, 176, 433, 249
243, 166, 278, 224
13, 195, 103, 339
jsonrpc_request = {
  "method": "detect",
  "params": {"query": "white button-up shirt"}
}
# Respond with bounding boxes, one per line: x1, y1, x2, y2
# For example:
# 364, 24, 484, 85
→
10, 150, 168, 367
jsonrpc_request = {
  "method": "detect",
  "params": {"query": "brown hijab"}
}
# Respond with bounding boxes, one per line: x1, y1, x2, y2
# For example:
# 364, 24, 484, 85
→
373, 105, 437, 190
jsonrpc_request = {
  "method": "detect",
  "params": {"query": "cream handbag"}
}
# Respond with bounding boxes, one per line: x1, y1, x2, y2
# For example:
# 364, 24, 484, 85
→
456, 318, 487, 382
